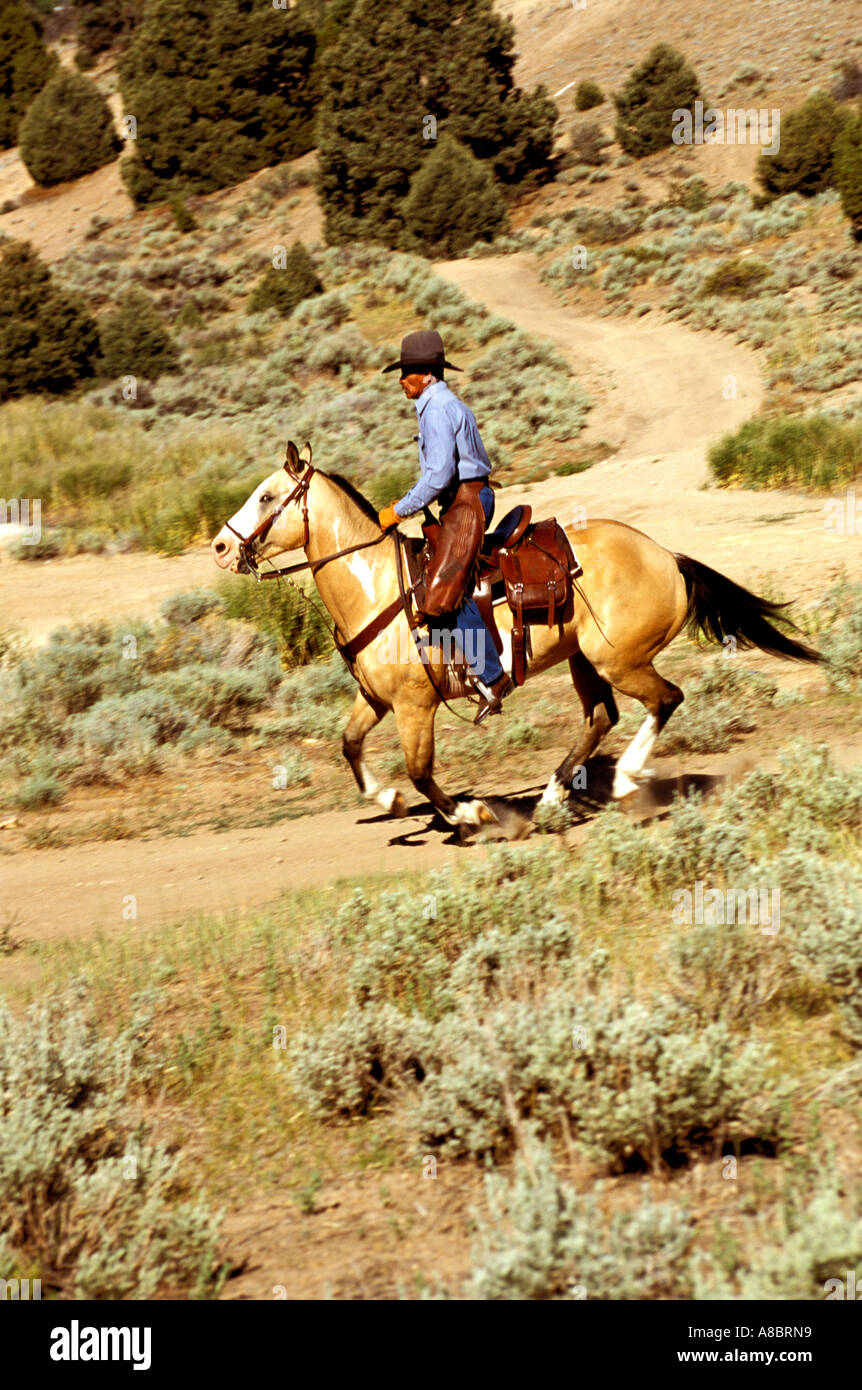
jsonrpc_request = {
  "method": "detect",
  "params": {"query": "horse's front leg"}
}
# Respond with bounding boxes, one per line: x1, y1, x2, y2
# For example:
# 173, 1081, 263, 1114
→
342, 689, 407, 817
392, 690, 495, 834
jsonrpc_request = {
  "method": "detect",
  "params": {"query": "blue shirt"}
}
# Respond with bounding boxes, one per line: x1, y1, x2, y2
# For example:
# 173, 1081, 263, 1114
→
395, 379, 491, 517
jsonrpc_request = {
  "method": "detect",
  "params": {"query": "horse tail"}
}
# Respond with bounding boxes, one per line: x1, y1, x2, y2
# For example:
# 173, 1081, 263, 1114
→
674, 553, 821, 664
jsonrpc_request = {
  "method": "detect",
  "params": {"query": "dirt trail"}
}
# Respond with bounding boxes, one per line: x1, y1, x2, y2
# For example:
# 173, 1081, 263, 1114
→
2, 256, 854, 955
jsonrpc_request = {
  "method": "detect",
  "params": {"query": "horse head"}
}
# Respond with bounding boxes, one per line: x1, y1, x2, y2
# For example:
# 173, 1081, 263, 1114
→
211, 440, 313, 574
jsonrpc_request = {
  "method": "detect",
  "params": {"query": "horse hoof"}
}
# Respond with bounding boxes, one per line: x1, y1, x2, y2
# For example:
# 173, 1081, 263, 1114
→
540, 776, 567, 808
387, 791, 408, 818
612, 769, 640, 800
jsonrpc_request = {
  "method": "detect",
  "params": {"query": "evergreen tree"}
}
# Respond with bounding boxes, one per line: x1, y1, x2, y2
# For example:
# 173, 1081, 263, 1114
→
99, 288, 179, 379
613, 43, 702, 158
833, 112, 862, 242
118, 0, 318, 205
401, 134, 507, 257
247, 242, 322, 317
316, 0, 556, 246
20, 70, 121, 187
0, 242, 99, 401
0, 0, 56, 149
74, 0, 143, 63
756, 92, 850, 200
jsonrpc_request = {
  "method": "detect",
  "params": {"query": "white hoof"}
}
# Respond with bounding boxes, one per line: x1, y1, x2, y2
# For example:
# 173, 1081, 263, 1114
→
379, 788, 407, 817
540, 776, 567, 808
451, 798, 496, 828
612, 768, 640, 799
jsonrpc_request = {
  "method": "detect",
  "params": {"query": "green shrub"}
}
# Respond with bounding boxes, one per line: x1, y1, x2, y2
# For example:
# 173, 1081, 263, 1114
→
0, 242, 99, 400
11, 772, 65, 809
569, 120, 606, 167
756, 92, 849, 200
709, 412, 862, 490
614, 43, 702, 158
692, 1176, 862, 1299
575, 79, 604, 112
218, 575, 331, 667
416, 988, 780, 1165
467, 1139, 694, 1299
0, 991, 223, 1298
701, 257, 770, 297
99, 288, 179, 381
169, 195, 197, 234
401, 135, 508, 258
246, 242, 322, 318
0, 0, 57, 149
292, 1004, 436, 1118
19, 71, 120, 187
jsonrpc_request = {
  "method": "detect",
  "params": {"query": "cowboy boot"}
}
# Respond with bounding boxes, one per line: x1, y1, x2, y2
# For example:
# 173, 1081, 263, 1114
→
473, 671, 515, 725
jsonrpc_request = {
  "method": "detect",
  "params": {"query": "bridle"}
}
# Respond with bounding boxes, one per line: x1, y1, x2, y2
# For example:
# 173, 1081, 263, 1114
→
224, 457, 385, 582
222, 450, 484, 724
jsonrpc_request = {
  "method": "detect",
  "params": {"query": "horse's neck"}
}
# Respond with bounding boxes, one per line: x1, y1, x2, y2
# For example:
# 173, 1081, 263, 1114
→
306, 475, 395, 633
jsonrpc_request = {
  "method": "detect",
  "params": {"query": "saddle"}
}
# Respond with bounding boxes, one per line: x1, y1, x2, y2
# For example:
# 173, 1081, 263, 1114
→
410, 496, 582, 688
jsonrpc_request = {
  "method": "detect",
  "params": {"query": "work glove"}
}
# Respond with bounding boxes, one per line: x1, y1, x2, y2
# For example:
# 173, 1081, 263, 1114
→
378, 502, 402, 530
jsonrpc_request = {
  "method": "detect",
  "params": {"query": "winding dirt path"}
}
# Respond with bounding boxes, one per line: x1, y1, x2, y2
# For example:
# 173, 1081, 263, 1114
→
2, 258, 855, 957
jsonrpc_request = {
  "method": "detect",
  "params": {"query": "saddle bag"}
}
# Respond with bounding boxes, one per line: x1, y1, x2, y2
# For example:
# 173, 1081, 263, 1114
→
498, 519, 580, 685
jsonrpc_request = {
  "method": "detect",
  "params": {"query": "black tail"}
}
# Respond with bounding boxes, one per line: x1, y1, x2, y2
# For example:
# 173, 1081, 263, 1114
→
675, 554, 821, 664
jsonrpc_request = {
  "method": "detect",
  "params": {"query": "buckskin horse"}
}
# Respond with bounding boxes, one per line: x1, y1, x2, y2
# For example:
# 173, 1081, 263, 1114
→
211, 442, 819, 831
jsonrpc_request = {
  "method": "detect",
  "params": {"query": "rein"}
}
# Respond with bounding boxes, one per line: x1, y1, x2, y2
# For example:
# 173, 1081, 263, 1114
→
226, 460, 481, 721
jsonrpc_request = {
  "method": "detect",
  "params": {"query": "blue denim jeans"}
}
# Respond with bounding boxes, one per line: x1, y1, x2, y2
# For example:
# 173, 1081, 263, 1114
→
433, 483, 504, 686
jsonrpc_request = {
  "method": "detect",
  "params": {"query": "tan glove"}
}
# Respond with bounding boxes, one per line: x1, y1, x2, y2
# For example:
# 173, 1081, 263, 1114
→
377, 502, 403, 530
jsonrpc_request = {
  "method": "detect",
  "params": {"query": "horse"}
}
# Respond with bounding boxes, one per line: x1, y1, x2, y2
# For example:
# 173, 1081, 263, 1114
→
211, 442, 820, 831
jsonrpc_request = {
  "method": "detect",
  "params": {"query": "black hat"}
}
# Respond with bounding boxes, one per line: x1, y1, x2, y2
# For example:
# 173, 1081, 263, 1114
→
382, 329, 463, 375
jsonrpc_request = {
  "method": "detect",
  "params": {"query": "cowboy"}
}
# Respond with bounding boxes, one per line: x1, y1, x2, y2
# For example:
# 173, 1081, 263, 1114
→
378, 329, 514, 724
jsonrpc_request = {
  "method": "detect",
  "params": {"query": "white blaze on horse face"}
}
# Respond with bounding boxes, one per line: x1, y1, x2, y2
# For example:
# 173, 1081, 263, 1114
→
226, 473, 280, 544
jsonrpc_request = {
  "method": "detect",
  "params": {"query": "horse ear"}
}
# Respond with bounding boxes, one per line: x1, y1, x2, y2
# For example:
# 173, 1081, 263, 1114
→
299, 442, 312, 466
284, 440, 301, 473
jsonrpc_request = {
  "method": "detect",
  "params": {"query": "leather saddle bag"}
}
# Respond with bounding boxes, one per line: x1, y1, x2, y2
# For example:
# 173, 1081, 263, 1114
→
498, 519, 580, 684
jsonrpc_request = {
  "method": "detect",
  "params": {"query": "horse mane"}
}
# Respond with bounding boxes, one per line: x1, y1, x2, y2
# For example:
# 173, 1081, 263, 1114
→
323, 471, 382, 526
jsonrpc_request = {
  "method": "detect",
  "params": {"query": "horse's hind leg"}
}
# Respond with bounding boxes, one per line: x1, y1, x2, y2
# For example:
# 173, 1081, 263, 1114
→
342, 689, 407, 817
541, 652, 620, 805
606, 664, 683, 799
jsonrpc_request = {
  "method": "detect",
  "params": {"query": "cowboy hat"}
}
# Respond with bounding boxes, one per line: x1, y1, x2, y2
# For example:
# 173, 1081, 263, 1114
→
381, 329, 463, 375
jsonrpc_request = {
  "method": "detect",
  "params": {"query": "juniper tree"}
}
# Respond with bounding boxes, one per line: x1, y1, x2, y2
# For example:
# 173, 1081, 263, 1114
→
315, 0, 556, 246
0, 0, 56, 149
401, 135, 507, 257
74, 0, 143, 64
0, 242, 99, 400
613, 43, 702, 158
20, 71, 121, 187
247, 242, 322, 318
833, 112, 862, 242
757, 92, 850, 200
99, 288, 179, 380
118, 0, 318, 205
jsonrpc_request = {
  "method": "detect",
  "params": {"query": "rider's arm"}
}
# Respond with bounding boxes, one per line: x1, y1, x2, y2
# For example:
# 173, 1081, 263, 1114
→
393, 403, 458, 518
